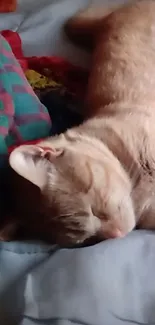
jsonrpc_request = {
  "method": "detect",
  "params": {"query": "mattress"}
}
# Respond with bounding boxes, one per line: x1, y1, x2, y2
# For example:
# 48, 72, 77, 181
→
0, 1, 155, 325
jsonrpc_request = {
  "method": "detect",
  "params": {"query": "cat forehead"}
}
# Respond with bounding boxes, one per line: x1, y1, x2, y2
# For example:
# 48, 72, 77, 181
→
38, 134, 69, 149
38, 132, 101, 151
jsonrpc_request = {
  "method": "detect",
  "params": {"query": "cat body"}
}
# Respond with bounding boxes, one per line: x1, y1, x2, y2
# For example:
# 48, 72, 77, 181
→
9, 0, 155, 245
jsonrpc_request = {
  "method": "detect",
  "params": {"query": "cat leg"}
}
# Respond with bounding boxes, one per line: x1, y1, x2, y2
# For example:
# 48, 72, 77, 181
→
64, 3, 121, 50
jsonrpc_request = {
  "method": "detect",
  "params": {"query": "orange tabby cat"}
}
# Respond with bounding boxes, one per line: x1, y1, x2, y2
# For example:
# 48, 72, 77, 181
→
9, 0, 155, 245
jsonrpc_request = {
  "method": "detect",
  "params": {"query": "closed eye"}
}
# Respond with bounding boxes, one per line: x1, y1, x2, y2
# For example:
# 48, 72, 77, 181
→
97, 213, 109, 221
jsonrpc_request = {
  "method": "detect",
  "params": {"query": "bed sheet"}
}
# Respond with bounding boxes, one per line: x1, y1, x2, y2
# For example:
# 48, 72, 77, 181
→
0, 1, 155, 325
1, 230, 155, 325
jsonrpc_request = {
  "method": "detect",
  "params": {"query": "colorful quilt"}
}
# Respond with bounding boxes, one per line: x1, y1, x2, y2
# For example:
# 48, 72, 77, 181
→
2, 31, 89, 143
0, 34, 51, 165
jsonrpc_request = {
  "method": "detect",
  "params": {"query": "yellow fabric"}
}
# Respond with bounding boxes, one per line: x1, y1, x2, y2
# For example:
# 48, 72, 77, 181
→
26, 70, 62, 90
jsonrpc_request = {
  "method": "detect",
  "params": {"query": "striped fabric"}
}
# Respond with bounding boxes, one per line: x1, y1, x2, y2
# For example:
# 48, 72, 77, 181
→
0, 35, 51, 164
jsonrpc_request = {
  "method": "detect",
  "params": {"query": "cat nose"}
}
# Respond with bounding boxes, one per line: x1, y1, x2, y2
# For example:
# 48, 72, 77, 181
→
100, 223, 125, 239
106, 228, 124, 239
112, 229, 124, 238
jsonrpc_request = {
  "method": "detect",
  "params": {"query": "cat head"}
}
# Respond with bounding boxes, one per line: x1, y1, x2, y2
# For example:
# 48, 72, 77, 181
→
9, 131, 136, 246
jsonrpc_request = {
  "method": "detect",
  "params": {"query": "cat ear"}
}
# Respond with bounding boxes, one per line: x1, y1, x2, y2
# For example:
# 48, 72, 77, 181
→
39, 146, 64, 162
9, 145, 63, 189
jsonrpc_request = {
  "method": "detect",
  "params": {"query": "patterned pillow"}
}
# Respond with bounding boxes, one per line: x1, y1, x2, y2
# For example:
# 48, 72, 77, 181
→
0, 35, 51, 162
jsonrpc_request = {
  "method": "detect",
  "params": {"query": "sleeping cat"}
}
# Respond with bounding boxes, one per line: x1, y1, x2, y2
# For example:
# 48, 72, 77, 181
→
9, 0, 155, 245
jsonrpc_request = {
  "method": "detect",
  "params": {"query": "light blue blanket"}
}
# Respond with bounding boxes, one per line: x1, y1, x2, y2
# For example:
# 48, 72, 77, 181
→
0, 230, 155, 325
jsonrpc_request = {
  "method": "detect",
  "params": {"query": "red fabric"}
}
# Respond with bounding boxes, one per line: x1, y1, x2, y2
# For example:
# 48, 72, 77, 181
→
28, 56, 88, 98
8, 139, 43, 154
2, 31, 88, 98
1, 31, 28, 71
0, 0, 16, 13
